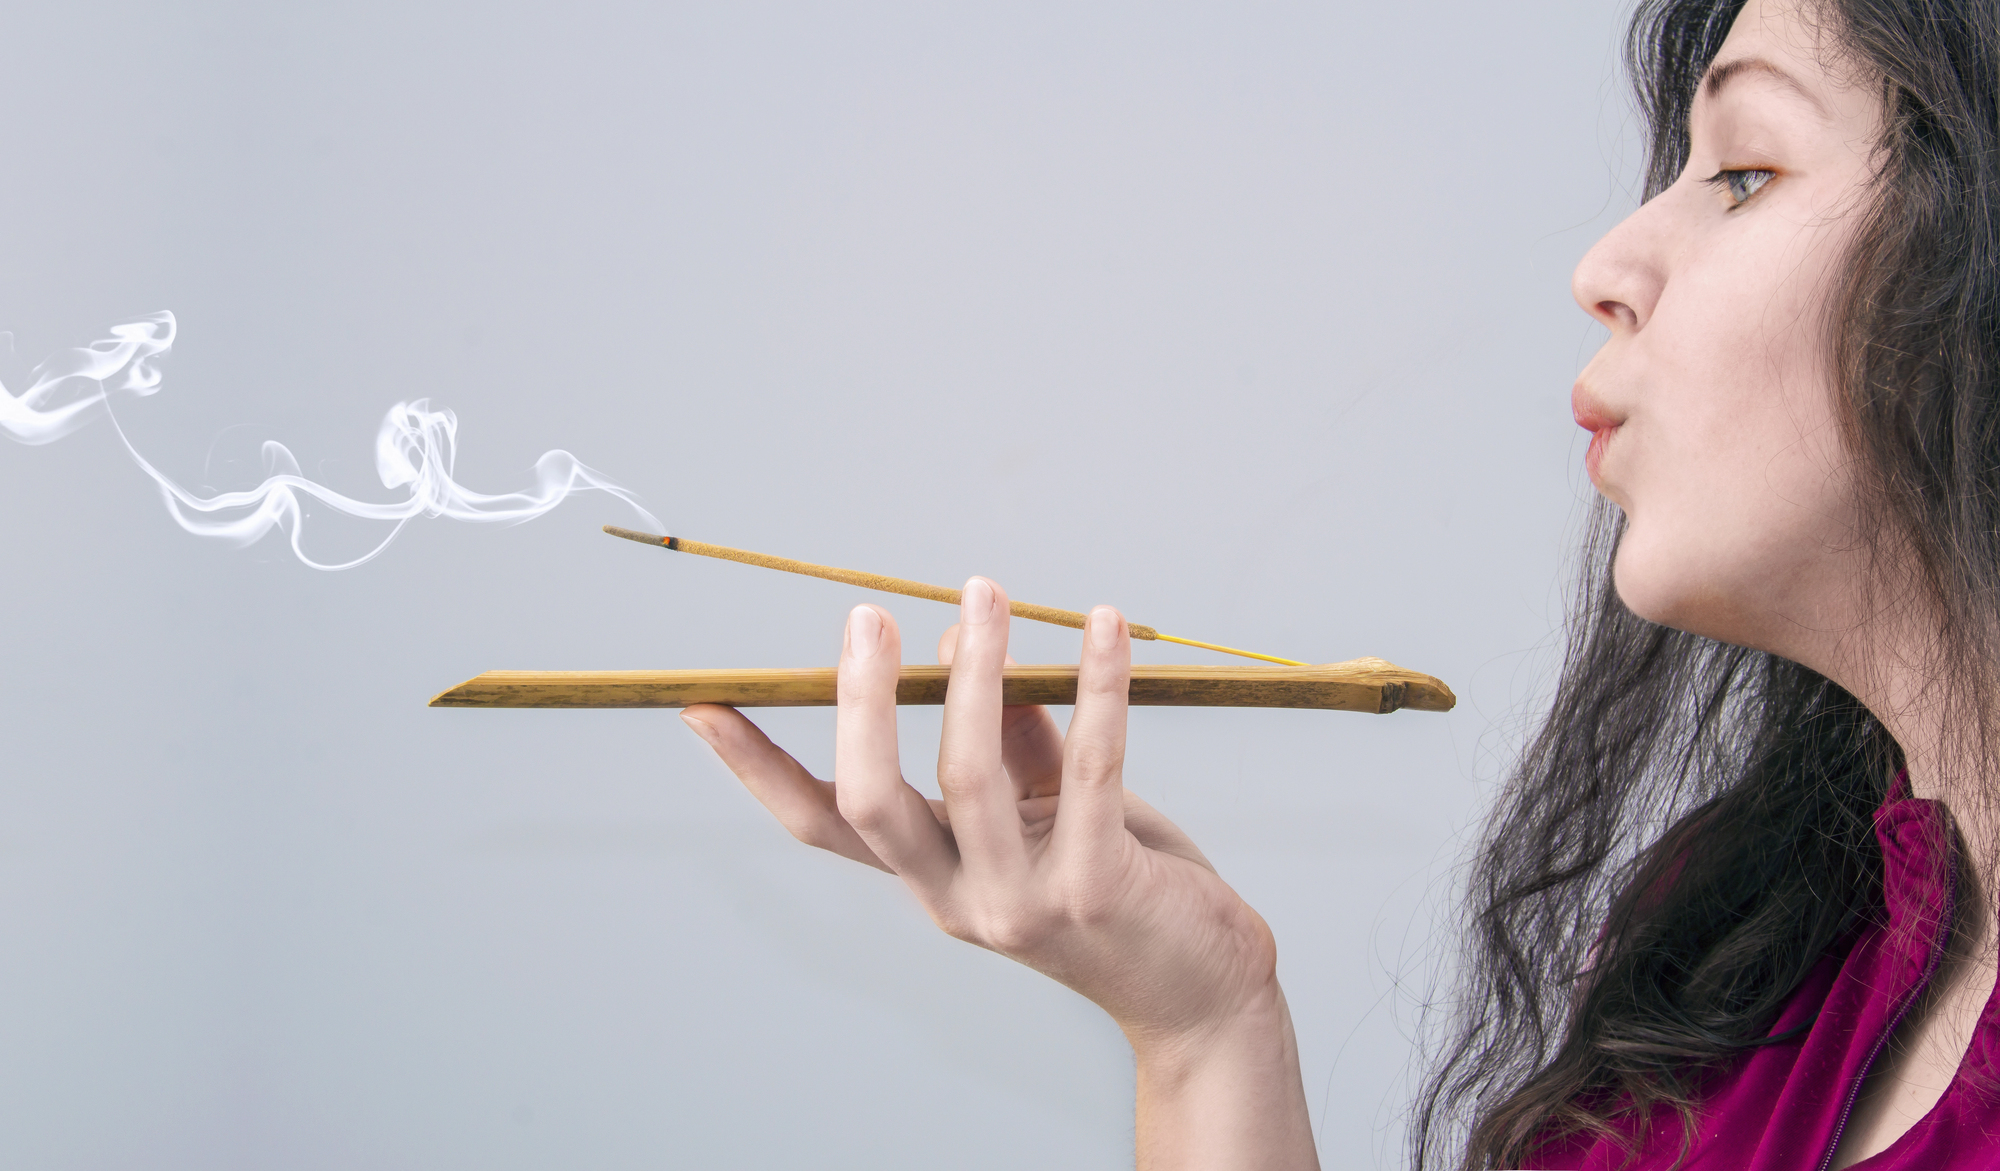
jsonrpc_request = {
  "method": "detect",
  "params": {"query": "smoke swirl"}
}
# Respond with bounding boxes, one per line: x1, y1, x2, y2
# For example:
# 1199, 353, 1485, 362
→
2, 312, 660, 569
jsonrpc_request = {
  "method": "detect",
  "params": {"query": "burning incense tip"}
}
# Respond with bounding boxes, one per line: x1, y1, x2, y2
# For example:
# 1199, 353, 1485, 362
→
599, 526, 1309, 667
604, 525, 668, 547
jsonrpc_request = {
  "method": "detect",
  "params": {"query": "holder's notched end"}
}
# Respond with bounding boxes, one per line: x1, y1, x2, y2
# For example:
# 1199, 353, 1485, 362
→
1401, 678, 1457, 713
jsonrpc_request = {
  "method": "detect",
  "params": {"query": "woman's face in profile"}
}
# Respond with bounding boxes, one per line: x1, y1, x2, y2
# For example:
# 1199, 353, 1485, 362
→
1571, 0, 1886, 660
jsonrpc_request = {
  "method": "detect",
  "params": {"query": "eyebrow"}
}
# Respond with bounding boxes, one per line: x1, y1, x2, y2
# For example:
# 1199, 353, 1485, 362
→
1703, 56, 1831, 118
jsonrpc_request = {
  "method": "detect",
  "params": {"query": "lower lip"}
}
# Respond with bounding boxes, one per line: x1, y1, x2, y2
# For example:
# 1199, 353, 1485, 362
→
1585, 426, 1618, 484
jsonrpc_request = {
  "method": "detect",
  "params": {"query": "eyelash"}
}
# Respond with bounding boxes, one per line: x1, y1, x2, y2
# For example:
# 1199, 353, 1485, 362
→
1703, 168, 1776, 206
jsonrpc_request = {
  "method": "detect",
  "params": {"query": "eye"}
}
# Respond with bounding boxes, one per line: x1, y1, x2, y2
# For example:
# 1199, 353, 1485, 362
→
1703, 168, 1776, 206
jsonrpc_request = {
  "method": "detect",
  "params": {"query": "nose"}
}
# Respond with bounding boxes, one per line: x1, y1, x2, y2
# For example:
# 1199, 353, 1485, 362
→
1572, 190, 1673, 334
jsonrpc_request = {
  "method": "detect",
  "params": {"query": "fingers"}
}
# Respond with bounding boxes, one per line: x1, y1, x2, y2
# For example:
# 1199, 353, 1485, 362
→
935, 577, 1026, 873
1052, 605, 1132, 860
679, 704, 893, 873
939, 623, 1065, 801
834, 604, 956, 884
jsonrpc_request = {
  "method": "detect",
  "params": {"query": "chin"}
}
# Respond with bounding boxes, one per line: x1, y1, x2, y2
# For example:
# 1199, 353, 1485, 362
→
1609, 524, 1741, 643
1610, 539, 1680, 627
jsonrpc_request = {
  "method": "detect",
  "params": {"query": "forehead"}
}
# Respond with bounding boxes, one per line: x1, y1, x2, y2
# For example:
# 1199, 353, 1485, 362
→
1696, 0, 1877, 131
1713, 0, 1838, 67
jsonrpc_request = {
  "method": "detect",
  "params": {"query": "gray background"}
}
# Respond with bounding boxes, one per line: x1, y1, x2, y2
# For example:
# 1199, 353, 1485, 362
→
0, 2, 1635, 1166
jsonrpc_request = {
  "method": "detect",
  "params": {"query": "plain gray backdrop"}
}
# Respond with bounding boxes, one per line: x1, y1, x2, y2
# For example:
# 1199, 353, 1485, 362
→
0, 1, 1638, 1166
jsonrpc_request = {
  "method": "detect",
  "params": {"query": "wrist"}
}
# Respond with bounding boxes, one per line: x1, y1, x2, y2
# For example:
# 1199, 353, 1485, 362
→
1126, 972, 1292, 1082
1130, 978, 1318, 1171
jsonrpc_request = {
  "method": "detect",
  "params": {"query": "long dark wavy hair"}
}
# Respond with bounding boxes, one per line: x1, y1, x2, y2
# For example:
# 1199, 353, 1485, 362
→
1412, 0, 2000, 1166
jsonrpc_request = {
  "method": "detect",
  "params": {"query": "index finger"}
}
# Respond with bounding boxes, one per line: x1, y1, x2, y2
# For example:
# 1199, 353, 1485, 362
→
938, 623, 1065, 800
833, 604, 956, 886
1050, 605, 1132, 859
935, 577, 1026, 874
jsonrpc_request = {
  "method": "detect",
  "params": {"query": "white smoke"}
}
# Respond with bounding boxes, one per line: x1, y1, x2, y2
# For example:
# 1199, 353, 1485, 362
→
1, 312, 661, 569
0, 313, 172, 445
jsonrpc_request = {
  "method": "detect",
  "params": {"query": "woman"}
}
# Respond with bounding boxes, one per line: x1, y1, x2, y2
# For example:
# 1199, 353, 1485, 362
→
678, 0, 2000, 1165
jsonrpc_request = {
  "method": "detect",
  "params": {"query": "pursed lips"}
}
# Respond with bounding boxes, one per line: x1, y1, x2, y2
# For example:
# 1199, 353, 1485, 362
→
1572, 381, 1625, 486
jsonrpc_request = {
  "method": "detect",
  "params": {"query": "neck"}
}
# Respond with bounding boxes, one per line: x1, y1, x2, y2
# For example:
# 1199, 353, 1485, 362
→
1817, 610, 2000, 907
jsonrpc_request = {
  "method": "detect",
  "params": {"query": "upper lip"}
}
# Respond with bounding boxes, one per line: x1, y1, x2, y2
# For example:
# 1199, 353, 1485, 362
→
1571, 381, 1624, 433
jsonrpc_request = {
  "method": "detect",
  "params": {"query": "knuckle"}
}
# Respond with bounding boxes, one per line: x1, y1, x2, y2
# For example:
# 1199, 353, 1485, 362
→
785, 814, 839, 851
979, 916, 1032, 955
833, 789, 890, 836
930, 907, 977, 943
980, 906, 1056, 955
934, 754, 990, 798
1065, 739, 1124, 782
933, 898, 1054, 954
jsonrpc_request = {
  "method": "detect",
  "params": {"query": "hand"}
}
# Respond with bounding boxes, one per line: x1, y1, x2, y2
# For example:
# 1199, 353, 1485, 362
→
679, 577, 1318, 1169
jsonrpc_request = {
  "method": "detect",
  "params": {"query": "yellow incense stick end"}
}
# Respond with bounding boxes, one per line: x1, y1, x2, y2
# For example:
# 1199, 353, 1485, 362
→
1152, 633, 1308, 667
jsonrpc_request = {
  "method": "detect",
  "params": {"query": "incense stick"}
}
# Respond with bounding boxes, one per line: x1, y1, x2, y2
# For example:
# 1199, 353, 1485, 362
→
601, 526, 1307, 666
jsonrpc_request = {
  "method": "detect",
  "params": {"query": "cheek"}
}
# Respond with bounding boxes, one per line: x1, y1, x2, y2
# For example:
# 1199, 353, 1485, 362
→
1609, 237, 1860, 641
1613, 434, 1858, 642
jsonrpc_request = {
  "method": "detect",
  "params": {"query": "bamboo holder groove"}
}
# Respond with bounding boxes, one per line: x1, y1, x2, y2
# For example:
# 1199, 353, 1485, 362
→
430, 659, 1456, 714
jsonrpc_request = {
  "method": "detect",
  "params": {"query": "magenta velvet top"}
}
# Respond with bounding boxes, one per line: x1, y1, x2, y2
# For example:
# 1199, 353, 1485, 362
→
1524, 782, 2000, 1170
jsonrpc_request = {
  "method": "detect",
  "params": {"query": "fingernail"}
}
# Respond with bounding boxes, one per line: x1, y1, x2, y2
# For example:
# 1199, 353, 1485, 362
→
961, 577, 995, 626
1089, 606, 1120, 650
680, 712, 719, 743
848, 604, 882, 658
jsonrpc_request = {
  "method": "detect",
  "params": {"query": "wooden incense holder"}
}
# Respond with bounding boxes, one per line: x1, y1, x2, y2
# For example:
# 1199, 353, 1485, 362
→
430, 658, 1455, 714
